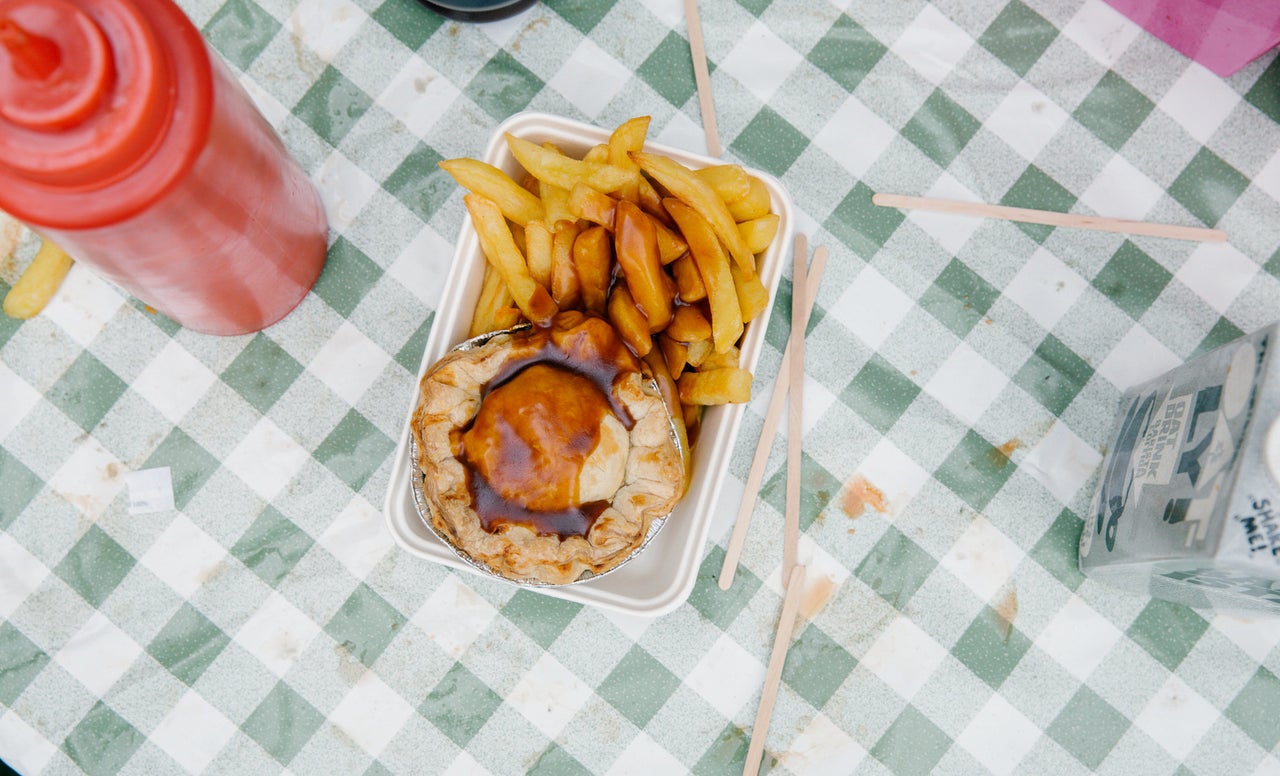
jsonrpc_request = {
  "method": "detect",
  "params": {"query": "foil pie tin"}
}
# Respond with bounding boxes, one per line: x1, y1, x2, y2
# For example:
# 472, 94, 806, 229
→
406, 325, 679, 587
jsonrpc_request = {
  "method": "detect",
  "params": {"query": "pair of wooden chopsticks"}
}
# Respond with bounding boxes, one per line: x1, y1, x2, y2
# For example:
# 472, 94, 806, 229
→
735, 235, 827, 776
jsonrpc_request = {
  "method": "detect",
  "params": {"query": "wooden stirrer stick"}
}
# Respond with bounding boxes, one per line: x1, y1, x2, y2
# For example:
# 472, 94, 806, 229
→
683, 0, 721, 157
783, 235, 807, 588
872, 192, 1226, 243
743, 563, 807, 776
719, 244, 827, 590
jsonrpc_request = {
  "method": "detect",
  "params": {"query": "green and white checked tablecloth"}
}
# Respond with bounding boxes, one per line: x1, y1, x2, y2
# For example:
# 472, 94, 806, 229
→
5, 0, 1280, 773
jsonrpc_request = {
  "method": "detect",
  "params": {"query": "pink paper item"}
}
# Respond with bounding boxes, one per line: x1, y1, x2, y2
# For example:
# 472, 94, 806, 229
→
1104, 0, 1280, 76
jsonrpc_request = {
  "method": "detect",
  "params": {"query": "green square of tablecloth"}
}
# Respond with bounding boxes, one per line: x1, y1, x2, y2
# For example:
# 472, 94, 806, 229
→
420, 663, 502, 748
1169, 148, 1250, 228
1001, 165, 1077, 243
0, 621, 49, 706
856, 526, 937, 611
396, 314, 434, 374
384, 143, 453, 227
202, 0, 280, 72
690, 546, 761, 629
545, 0, 611, 35
826, 182, 905, 257
1226, 667, 1280, 750
63, 701, 146, 776
918, 258, 1000, 337
978, 1, 1057, 78
780, 623, 857, 708
55, 525, 136, 608
1072, 72, 1154, 152
1013, 333, 1094, 416
1091, 241, 1170, 320
902, 91, 981, 170
311, 238, 385, 319
242, 681, 325, 766
1194, 317, 1245, 357
729, 107, 809, 178
1047, 685, 1129, 770
148, 603, 231, 686
528, 742, 593, 776
934, 430, 1014, 512
501, 590, 582, 650
840, 354, 920, 435
1244, 55, 1280, 125
870, 705, 951, 776
638, 32, 700, 108
313, 410, 395, 493
597, 644, 681, 729
232, 507, 315, 587
464, 50, 542, 122
142, 428, 221, 510
47, 351, 128, 433
807, 14, 886, 93
294, 66, 374, 149
950, 606, 1030, 689
325, 583, 407, 668
1029, 508, 1086, 590
221, 333, 304, 415
0, 447, 43, 530
1125, 599, 1209, 673
371, 0, 444, 51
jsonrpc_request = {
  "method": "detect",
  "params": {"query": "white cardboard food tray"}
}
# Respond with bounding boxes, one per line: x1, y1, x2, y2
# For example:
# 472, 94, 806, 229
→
383, 111, 793, 617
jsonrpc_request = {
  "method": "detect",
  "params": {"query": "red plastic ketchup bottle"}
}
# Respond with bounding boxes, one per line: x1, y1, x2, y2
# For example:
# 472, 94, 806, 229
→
0, 0, 328, 335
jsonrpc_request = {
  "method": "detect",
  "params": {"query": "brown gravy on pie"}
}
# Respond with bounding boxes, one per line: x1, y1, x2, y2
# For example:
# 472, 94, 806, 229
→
458, 317, 642, 538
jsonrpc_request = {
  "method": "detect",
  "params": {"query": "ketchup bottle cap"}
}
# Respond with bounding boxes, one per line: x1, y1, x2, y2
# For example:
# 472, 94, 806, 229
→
0, 0, 174, 187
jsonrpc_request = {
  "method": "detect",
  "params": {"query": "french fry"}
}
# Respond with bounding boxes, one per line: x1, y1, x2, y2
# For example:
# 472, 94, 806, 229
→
608, 116, 649, 171
507, 134, 638, 193
583, 143, 610, 165
540, 180, 574, 226
439, 158, 544, 226
659, 333, 689, 377
3, 238, 74, 320
727, 175, 771, 222
553, 229, 583, 310
738, 213, 780, 255
525, 220, 553, 290
636, 178, 673, 226
730, 261, 770, 323
607, 286, 653, 356
631, 151, 755, 272
493, 306, 522, 330
667, 305, 712, 342
671, 254, 707, 302
464, 194, 557, 325
686, 337, 713, 368
568, 183, 616, 228
654, 218, 688, 264
664, 198, 742, 354
573, 225, 612, 315
614, 200, 673, 332
521, 173, 540, 195
695, 164, 751, 203
678, 367, 752, 405
700, 345, 740, 370
469, 262, 512, 337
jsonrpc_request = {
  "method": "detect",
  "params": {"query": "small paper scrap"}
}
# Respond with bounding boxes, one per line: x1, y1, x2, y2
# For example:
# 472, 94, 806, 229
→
126, 467, 175, 515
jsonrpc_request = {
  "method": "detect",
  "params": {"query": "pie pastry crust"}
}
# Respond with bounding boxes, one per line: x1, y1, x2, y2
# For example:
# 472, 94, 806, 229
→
411, 313, 685, 585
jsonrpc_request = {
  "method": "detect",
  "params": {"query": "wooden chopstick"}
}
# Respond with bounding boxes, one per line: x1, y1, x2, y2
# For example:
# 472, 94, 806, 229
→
872, 193, 1227, 243
743, 563, 807, 776
683, 0, 721, 157
782, 235, 806, 588
718, 243, 827, 590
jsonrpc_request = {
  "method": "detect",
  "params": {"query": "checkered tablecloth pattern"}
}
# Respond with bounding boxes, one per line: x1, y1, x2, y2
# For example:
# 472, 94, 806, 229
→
4, 0, 1280, 773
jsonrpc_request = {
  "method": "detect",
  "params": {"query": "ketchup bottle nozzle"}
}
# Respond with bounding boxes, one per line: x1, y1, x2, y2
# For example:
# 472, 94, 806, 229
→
0, 16, 61, 81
